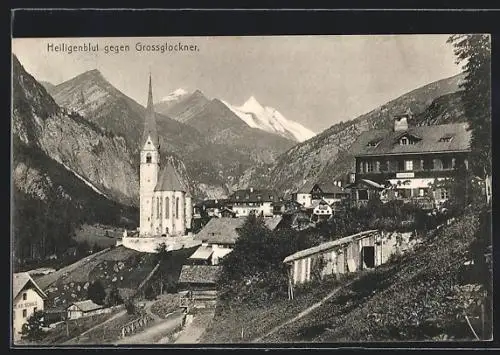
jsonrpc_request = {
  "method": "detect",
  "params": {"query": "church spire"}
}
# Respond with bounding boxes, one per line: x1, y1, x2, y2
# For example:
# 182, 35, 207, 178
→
142, 72, 159, 148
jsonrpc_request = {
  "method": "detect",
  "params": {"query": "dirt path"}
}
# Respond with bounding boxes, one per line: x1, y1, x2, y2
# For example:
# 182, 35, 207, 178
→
252, 277, 359, 343
174, 310, 215, 344
113, 311, 184, 344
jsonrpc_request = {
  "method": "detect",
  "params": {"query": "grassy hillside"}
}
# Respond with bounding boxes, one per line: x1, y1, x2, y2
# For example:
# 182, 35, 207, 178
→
200, 207, 491, 343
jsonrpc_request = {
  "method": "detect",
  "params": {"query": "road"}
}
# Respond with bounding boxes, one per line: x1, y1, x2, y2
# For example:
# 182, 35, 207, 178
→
113, 311, 184, 344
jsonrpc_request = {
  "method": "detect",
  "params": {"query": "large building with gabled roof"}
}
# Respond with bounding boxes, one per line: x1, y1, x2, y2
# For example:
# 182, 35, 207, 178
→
350, 114, 471, 207
139, 75, 192, 237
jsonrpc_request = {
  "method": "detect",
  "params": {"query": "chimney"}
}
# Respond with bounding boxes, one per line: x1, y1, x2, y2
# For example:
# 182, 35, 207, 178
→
394, 115, 409, 132
250, 187, 254, 193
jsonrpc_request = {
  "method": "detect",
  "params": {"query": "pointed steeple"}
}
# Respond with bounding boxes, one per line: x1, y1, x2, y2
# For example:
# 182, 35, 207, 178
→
142, 73, 159, 148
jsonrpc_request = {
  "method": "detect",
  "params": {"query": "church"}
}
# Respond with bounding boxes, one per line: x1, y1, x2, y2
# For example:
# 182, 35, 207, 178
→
139, 75, 193, 237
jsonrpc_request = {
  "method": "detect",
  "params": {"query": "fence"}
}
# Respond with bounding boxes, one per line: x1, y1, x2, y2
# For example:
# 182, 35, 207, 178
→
120, 314, 155, 338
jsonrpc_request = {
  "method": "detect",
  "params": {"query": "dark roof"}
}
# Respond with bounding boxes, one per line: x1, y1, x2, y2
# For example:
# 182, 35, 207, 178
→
142, 75, 159, 148
355, 123, 471, 157
13, 272, 47, 300
297, 181, 316, 194
154, 160, 186, 192
194, 199, 228, 209
178, 265, 222, 284
313, 182, 349, 195
194, 216, 283, 244
228, 189, 281, 203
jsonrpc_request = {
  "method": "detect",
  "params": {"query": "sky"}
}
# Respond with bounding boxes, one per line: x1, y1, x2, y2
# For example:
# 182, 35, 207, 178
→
12, 35, 462, 133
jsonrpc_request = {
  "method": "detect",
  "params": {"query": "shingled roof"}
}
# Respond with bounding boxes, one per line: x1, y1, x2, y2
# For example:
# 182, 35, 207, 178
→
355, 123, 471, 157
194, 216, 283, 244
178, 265, 222, 284
228, 189, 281, 203
68, 299, 104, 312
155, 160, 186, 192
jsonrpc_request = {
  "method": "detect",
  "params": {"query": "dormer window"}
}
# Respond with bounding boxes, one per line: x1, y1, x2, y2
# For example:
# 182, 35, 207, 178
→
367, 138, 382, 147
439, 134, 454, 142
400, 137, 409, 145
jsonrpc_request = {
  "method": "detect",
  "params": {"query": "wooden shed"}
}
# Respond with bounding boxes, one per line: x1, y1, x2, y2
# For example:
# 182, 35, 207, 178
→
283, 230, 387, 285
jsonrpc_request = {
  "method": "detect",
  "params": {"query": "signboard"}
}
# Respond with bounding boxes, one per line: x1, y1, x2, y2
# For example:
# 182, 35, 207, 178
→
14, 302, 38, 309
396, 172, 415, 178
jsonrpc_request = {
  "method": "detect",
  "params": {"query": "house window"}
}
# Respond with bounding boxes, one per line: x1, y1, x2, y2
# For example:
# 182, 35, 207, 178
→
400, 137, 409, 145
23, 309, 27, 318
366, 162, 374, 172
23, 293, 27, 301
419, 189, 425, 197
146, 153, 152, 163
440, 189, 450, 200
358, 189, 369, 200
33, 307, 37, 313
404, 160, 413, 171
433, 159, 443, 170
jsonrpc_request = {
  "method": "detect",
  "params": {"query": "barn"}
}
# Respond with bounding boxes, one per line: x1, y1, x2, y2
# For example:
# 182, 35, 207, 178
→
283, 230, 400, 286
66, 300, 105, 320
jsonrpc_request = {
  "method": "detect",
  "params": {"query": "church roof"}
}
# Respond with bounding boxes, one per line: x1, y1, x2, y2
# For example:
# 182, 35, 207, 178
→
154, 160, 186, 192
142, 74, 159, 148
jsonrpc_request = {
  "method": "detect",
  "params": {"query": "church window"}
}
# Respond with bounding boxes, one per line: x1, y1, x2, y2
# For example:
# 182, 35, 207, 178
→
156, 197, 160, 219
146, 153, 152, 164
176, 198, 180, 219
165, 197, 170, 218
172, 199, 176, 218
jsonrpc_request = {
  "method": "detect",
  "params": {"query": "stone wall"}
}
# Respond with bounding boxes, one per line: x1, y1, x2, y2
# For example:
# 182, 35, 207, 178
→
121, 236, 201, 253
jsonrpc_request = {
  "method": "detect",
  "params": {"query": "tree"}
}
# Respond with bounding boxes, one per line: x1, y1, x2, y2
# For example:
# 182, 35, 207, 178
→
87, 280, 106, 305
21, 310, 46, 341
105, 285, 122, 307
447, 34, 491, 178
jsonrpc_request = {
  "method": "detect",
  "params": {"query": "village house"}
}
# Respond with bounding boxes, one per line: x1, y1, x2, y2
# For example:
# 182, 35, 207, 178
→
190, 216, 283, 266
66, 299, 105, 320
349, 115, 471, 208
193, 199, 228, 218
227, 188, 282, 217
12, 272, 47, 342
293, 181, 350, 209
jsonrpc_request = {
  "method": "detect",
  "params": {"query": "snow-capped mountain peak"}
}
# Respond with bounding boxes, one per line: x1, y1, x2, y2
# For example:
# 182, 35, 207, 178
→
160, 88, 189, 102
240, 96, 265, 113
222, 96, 316, 143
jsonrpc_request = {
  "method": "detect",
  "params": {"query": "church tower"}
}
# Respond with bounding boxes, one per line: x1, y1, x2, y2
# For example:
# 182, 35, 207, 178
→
139, 74, 160, 236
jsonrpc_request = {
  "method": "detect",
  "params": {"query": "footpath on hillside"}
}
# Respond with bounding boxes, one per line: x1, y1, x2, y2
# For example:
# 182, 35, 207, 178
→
251, 275, 361, 343
172, 310, 215, 344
